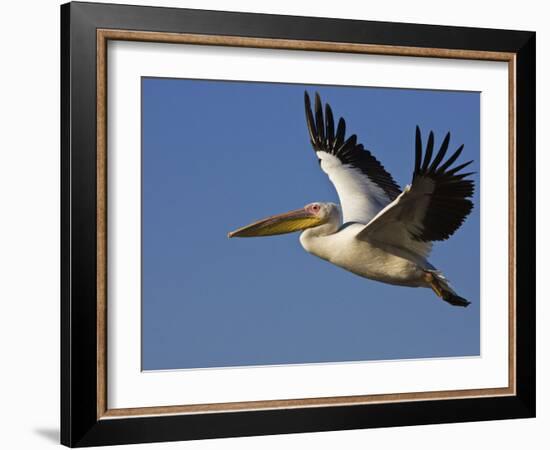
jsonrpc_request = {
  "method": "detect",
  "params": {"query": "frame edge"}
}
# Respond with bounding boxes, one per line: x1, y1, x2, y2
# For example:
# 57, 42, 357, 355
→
61, 2, 536, 446
60, 2, 72, 446
514, 31, 536, 418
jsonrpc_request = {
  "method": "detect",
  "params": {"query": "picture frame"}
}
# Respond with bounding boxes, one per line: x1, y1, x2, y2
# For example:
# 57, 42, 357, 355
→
60, 1, 535, 447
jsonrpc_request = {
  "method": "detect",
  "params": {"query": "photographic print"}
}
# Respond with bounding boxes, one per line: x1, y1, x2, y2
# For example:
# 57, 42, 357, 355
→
62, 5, 535, 445
141, 78, 480, 371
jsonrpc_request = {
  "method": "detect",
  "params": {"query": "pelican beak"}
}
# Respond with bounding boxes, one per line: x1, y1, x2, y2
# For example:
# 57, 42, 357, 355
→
228, 208, 323, 238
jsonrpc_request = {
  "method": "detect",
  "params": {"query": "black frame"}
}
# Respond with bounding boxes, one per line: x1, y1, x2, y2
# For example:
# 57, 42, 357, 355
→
61, 2, 535, 447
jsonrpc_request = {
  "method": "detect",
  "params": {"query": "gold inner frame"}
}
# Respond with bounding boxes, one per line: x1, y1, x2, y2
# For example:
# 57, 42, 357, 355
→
96, 29, 517, 420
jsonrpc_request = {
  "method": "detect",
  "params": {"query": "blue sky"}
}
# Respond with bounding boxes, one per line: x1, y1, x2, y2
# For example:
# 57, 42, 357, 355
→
141, 78, 480, 370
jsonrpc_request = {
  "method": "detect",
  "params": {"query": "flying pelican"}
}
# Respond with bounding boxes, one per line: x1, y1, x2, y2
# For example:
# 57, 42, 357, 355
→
228, 92, 475, 307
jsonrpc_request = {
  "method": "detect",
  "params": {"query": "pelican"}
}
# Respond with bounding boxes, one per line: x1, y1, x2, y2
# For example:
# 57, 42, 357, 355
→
228, 92, 475, 307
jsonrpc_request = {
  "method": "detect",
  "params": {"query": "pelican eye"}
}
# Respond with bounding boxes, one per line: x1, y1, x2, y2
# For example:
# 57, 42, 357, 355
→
311, 204, 320, 213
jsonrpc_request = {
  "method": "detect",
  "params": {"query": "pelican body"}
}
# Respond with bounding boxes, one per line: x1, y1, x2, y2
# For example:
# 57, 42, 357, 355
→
300, 210, 427, 288
228, 92, 475, 307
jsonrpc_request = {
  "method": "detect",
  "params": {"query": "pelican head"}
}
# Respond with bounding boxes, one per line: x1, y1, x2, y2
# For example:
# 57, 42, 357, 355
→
228, 202, 341, 238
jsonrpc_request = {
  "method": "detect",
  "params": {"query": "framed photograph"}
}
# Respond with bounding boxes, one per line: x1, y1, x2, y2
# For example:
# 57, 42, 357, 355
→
61, 1, 535, 447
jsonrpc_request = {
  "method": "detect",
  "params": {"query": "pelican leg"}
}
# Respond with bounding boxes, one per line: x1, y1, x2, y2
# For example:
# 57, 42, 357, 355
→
423, 271, 444, 298
423, 270, 470, 307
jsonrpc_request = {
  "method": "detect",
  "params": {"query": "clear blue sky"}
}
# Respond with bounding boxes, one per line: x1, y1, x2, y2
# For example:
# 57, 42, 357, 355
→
141, 77, 480, 370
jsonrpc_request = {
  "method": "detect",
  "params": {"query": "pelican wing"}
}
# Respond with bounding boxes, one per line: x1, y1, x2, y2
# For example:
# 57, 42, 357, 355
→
304, 92, 401, 224
357, 127, 475, 258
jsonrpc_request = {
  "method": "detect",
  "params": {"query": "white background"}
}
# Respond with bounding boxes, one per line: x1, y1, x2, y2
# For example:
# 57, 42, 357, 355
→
0, 0, 546, 449
109, 42, 509, 408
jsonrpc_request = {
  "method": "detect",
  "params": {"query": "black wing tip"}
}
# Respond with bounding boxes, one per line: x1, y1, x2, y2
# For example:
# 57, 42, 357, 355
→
303, 92, 402, 200
414, 127, 474, 179
304, 90, 324, 105
448, 159, 474, 175
304, 91, 319, 149
412, 127, 476, 242
304, 91, 331, 152
314, 92, 321, 110
304, 90, 325, 115
443, 293, 471, 307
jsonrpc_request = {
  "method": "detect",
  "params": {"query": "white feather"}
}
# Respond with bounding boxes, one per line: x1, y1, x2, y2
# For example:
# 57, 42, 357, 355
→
356, 179, 437, 258
300, 223, 427, 287
318, 151, 391, 224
